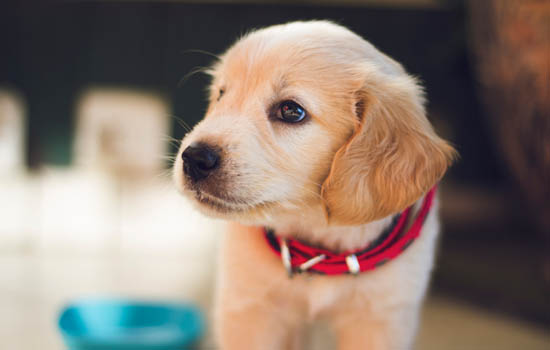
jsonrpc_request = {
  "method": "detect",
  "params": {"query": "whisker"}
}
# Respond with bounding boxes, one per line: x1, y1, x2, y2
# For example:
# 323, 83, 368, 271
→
157, 155, 177, 161
178, 66, 210, 88
170, 115, 193, 133
159, 134, 181, 142
154, 167, 175, 181
160, 138, 182, 147
181, 48, 221, 61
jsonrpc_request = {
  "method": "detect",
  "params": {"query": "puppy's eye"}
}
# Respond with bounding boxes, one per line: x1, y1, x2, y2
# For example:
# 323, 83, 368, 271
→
217, 88, 225, 101
278, 101, 306, 123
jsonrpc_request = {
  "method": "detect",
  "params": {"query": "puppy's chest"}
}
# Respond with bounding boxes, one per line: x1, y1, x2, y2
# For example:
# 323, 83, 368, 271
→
289, 268, 401, 319
284, 224, 439, 319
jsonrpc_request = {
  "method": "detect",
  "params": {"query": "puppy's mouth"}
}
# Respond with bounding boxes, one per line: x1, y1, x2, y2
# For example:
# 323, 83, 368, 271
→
191, 187, 276, 216
193, 189, 250, 213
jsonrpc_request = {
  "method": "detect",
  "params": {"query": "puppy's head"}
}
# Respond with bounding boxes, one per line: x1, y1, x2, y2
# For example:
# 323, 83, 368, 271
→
174, 21, 456, 226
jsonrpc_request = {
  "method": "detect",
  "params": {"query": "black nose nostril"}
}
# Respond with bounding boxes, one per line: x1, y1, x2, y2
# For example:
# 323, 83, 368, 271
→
196, 151, 218, 170
181, 143, 220, 181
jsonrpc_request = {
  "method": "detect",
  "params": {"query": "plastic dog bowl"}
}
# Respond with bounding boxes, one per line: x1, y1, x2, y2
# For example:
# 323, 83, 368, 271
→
58, 299, 204, 350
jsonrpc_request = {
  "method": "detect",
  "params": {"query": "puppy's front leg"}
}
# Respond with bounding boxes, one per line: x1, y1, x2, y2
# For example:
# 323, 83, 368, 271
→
333, 307, 420, 350
216, 302, 293, 350
215, 223, 301, 350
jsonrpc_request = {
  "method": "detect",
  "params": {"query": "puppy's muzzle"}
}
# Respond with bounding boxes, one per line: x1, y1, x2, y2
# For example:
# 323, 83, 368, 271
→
182, 142, 220, 182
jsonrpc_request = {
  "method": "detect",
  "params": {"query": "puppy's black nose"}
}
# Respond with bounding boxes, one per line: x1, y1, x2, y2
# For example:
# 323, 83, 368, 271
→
182, 143, 220, 182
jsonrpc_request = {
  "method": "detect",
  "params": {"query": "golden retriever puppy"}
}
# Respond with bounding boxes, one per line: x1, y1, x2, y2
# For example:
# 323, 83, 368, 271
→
174, 20, 456, 350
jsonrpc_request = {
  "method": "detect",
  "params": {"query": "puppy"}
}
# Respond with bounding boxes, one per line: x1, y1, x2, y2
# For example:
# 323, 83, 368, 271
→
174, 21, 456, 350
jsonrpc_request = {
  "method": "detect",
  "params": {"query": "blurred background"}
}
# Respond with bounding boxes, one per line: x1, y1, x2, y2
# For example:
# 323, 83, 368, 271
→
0, 0, 548, 349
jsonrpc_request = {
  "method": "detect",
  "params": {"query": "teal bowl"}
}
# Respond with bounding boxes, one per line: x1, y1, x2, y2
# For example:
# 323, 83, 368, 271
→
58, 299, 204, 350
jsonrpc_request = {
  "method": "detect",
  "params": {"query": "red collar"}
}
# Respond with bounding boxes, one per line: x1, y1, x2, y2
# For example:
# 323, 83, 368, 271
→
264, 186, 437, 276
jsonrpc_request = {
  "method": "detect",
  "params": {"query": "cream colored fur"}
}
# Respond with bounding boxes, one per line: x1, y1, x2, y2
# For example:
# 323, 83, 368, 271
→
173, 21, 456, 350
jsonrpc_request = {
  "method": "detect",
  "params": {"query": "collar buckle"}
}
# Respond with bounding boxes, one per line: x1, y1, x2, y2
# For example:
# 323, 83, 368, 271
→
280, 238, 293, 277
299, 254, 326, 273
281, 238, 327, 277
345, 254, 360, 275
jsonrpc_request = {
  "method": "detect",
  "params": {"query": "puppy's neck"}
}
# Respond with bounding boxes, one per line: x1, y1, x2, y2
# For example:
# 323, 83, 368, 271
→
266, 208, 394, 253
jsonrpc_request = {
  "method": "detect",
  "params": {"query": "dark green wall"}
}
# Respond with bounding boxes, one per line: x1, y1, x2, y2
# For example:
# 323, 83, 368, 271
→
0, 1, 500, 184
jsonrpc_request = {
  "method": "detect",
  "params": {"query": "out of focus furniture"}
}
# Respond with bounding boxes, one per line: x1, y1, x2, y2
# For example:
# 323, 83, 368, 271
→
0, 89, 25, 175
75, 88, 170, 178
468, 0, 550, 284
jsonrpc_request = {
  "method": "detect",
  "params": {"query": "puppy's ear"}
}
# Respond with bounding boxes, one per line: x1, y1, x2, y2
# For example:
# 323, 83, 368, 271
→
321, 72, 457, 226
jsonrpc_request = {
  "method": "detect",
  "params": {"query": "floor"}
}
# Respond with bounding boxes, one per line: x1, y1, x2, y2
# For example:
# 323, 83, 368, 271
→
1, 253, 548, 350
1, 172, 548, 349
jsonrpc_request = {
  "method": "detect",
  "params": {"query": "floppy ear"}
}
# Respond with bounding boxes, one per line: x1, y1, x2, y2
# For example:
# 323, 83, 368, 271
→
321, 72, 457, 226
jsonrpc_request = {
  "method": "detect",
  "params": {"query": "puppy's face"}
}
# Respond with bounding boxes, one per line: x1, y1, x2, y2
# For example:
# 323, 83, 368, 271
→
174, 21, 455, 227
